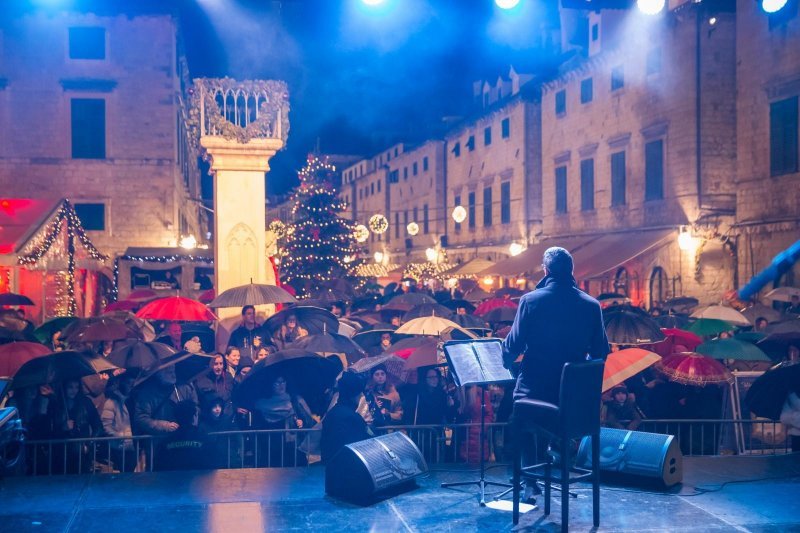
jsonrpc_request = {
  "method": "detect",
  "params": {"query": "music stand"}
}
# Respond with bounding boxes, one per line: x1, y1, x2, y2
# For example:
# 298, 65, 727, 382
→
440, 338, 514, 506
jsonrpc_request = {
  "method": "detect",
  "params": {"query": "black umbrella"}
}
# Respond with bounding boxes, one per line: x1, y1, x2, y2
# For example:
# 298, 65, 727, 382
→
449, 313, 489, 328
0, 292, 35, 306
603, 309, 666, 345
744, 362, 800, 420
401, 303, 453, 322
463, 288, 492, 303
262, 306, 339, 336
351, 293, 382, 312
288, 332, 367, 363
133, 350, 214, 387
663, 296, 700, 312
382, 293, 437, 312
654, 313, 691, 329
322, 279, 355, 297
66, 316, 131, 343
233, 348, 340, 415
11, 350, 118, 390
482, 306, 519, 324
495, 287, 524, 298
307, 287, 350, 304
442, 299, 477, 314
107, 339, 176, 373
179, 324, 216, 353
352, 329, 412, 354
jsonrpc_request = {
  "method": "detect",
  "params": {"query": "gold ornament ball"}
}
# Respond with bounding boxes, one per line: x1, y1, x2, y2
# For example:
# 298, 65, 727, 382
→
353, 224, 370, 243
407, 222, 419, 236
369, 214, 389, 234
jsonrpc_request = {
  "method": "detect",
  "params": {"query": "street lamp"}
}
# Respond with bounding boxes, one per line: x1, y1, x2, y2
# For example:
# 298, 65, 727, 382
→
452, 206, 467, 224
509, 242, 525, 257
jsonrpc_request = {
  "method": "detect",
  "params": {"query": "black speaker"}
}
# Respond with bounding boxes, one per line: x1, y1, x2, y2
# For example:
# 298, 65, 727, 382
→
325, 432, 428, 504
576, 428, 683, 487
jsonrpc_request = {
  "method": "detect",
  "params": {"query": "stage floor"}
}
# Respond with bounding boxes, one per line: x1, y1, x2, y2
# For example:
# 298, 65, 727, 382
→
1, 454, 799, 532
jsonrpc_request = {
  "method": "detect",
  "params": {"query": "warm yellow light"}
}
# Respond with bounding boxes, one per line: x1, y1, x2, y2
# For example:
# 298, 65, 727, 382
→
447, 277, 458, 289
678, 227, 698, 251
407, 222, 419, 236
452, 206, 467, 224
425, 248, 437, 262
374, 251, 384, 264
483, 276, 494, 286
509, 242, 525, 256
179, 234, 197, 249
516, 278, 526, 285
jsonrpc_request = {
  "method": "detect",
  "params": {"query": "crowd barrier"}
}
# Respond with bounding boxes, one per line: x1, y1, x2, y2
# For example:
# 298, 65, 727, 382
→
19, 419, 792, 476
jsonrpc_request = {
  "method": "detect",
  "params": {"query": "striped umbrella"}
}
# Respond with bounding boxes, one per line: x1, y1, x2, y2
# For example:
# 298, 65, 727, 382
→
602, 348, 661, 392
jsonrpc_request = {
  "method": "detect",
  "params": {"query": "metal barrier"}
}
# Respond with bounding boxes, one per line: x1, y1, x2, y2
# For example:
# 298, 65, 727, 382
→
20, 419, 793, 476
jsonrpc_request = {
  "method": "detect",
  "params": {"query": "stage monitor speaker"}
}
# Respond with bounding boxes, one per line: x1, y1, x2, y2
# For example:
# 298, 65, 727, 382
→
576, 428, 683, 487
325, 432, 428, 504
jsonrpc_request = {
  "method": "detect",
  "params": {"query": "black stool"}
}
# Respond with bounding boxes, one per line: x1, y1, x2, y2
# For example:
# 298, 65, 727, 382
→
512, 360, 604, 531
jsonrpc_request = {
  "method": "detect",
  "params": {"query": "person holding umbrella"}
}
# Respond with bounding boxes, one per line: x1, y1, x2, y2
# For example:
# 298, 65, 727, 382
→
272, 314, 309, 349
133, 364, 198, 436
253, 373, 314, 467
228, 305, 263, 360
364, 364, 403, 427
100, 374, 136, 472
195, 354, 234, 419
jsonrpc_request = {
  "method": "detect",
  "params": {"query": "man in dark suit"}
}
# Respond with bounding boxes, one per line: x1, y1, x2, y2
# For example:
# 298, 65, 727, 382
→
503, 246, 609, 404
502, 247, 609, 501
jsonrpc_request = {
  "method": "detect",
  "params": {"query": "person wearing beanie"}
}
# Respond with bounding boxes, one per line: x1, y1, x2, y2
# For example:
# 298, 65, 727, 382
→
602, 385, 642, 431
321, 371, 371, 463
365, 364, 403, 426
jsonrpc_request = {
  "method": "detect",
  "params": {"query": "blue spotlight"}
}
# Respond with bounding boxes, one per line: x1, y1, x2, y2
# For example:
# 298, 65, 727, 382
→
637, 0, 665, 15
761, 0, 789, 13
361, 0, 385, 5
495, 0, 521, 9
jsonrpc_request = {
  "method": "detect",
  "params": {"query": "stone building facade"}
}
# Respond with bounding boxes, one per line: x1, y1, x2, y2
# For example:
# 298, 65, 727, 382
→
0, 6, 205, 262
733, 0, 800, 293
536, 4, 738, 307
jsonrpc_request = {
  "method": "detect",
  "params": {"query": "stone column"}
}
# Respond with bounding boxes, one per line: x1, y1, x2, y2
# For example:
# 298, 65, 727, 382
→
201, 136, 284, 322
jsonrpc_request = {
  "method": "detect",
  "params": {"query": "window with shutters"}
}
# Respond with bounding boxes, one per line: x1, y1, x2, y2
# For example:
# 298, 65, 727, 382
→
468, 192, 476, 229
580, 158, 594, 211
500, 182, 511, 224
555, 166, 567, 214
71, 98, 106, 159
770, 96, 799, 177
645, 140, 664, 201
611, 151, 626, 206
483, 186, 492, 227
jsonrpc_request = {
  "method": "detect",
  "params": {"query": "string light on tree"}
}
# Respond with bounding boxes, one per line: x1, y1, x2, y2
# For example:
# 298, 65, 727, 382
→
353, 224, 370, 243
269, 219, 287, 239
368, 214, 388, 234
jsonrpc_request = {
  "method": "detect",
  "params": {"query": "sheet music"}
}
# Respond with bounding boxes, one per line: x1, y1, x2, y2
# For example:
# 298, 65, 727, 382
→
473, 341, 514, 383
444, 339, 513, 386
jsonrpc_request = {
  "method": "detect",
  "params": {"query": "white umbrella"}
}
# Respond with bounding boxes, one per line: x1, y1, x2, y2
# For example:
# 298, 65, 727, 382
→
765, 287, 800, 303
691, 305, 750, 327
395, 316, 465, 336
740, 304, 782, 325
209, 282, 297, 308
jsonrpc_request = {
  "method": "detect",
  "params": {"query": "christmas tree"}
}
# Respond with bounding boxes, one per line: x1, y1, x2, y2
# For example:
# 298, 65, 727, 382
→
278, 156, 363, 298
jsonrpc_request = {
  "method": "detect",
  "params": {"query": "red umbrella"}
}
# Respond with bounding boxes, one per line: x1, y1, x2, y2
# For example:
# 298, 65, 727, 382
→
603, 348, 661, 392
661, 328, 703, 349
135, 296, 217, 322
0, 341, 51, 377
103, 300, 139, 313
198, 289, 215, 304
654, 352, 733, 386
474, 298, 518, 317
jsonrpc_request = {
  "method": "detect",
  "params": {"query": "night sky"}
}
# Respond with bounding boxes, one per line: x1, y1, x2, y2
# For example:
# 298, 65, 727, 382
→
179, 0, 561, 195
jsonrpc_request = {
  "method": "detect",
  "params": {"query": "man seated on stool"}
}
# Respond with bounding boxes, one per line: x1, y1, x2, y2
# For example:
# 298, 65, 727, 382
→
502, 247, 610, 503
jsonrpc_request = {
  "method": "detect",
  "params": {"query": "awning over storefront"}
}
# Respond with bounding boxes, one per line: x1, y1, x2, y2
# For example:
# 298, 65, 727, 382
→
479, 236, 595, 277
571, 228, 675, 280
444, 257, 495, 277
0, 198, 61, 257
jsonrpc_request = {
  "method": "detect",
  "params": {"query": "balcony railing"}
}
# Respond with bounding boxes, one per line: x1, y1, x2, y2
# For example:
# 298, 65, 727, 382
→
188, 77, 290, 146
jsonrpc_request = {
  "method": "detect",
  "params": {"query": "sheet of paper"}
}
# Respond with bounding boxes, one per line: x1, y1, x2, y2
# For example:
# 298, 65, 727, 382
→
443, 342, 484, 386
473, 340, 514, 383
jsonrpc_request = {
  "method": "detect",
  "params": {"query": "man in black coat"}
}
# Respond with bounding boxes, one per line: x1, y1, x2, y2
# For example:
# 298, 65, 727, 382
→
503, 246, 609, 405
321, 372, 371, 464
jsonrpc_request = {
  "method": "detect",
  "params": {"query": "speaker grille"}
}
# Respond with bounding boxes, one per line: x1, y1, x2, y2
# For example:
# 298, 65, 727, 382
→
347, 432, 427, 492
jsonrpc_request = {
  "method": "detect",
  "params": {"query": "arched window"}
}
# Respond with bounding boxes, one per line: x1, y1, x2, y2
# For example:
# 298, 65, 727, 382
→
649, 266, 668, 310
614, 267, 629, 297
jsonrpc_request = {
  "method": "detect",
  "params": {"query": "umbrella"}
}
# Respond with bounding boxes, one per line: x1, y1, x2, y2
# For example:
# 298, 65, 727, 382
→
603, 309, 665, 345
464, 288, 492, 303
127, 289, 159, 302
179, 323, 216, 353
449, 314, 489, 329
32, 316, 79, 345
198, 289, 215, 304
351, 294, 382, 312
695, 338, 771, 361
740, 304, 783, 325
352, 329, 411, 353
350, 354, 407, 382
382, 293, 437, 312
107, 339, 176, 373
0, 292, 35, 306
133, 350, 214, 387
735, 331, 766, 343
389, 336, 442, 370
136, 296, 217, 321
596, 293, 632, 307
442, 299, 477, 314
757, 320, 800, 354
654, 352, 733, 386
663, 296, 700, 312
482, 306, 518, 324
262, 306, 339, 336
764, 287, 800, 303
289, 332, 367, 363
395, 316, 464, 336
691, 305, 750, 327
322, 279, 355, 297
0, 312, 32, 333
0, 342, 51, 378
744, 362, 800, 420
307, 288, 350, 305
103, 300, 139, 313
602, 348, 661, 392
661, 328, 704, 350
474, 298, 518, 317
233, 348, 341, 414
687, 318, 736, 337
11, 350, 118, 390
210, 282, 296, 308
401, 303, 453, 322
653, 313, 691, 329
66, 317, 131, 343
495, 287, 524, 298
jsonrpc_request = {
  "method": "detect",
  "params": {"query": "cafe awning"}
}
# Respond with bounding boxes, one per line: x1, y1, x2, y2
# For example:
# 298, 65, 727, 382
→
571, 228, 675, 280
478, 235, 596, 277
444, 257, 495, 277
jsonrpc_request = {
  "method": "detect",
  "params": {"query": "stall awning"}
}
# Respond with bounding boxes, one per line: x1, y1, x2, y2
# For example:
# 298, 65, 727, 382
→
122, 247, 214, 261
478, 236, 596, 277
0, 198, 61, 255
444, 258, 495, 277
571, 228, 675, 280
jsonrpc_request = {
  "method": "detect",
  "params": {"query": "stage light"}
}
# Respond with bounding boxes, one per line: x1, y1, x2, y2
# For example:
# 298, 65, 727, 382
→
482, 276, 495, 286
761, 0, 789, 13
361, 0, 385, 5
495, 0, 521, 9
637, 0, 665, 15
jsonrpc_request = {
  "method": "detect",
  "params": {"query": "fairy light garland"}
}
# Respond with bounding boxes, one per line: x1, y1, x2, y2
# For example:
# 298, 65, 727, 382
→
17, 199, 107, 315
112, 252, 213, 300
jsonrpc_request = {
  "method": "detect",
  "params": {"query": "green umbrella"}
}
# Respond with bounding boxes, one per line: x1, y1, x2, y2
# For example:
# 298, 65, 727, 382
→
696, 338, 770, 361
687, 318, 736, 337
